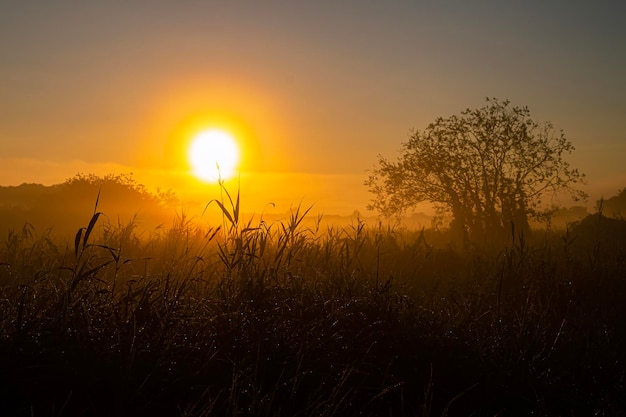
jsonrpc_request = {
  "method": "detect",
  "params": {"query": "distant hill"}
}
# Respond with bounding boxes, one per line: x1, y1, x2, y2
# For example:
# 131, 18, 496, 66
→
0, 174, 177, 238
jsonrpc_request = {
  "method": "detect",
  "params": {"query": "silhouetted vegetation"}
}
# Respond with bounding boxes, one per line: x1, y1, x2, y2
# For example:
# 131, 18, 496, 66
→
367, 98, 586, 245
0, 173, 177, 237
1, 182, 625, 416
601, 187, 626, 219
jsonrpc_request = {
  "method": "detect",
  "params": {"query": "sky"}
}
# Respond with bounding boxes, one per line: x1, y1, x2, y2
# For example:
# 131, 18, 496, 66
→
1, 1, 625, 215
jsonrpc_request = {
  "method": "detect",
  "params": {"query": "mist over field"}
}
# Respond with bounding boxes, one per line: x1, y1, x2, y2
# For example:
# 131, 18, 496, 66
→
2, 170, 626, 415
2, 100, 625, 416
2, 1, 626, 416
2, 173, 617, 240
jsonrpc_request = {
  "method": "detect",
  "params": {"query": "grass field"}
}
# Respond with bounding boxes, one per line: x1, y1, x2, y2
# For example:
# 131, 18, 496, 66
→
1, 191, 625, 416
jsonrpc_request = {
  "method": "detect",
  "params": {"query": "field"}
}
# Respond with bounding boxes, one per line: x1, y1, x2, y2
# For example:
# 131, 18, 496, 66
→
1, 192, 625, 416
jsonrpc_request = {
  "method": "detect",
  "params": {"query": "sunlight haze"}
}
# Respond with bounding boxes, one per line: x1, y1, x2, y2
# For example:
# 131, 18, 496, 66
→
1, 1, 625, 214
189, 129, 240, 183
3, 3, 626, 414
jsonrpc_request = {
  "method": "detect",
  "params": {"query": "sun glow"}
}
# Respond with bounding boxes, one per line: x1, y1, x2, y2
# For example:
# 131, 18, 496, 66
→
189, 129, 240, 182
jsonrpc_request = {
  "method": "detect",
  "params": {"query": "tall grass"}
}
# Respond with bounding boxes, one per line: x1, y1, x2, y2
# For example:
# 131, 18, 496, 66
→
1, 184, 625, 416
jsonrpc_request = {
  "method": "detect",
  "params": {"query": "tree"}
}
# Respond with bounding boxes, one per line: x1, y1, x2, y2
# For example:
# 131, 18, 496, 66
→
0, 173, 178, 237
366, 98, 586, 243
600, 187, 626, 219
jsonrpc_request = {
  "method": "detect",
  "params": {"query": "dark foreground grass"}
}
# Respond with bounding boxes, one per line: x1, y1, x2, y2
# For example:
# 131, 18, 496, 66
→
1, 205, 625, 416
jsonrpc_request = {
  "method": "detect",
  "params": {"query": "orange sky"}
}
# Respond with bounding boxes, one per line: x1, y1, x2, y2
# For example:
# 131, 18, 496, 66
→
1, 2, 625, 215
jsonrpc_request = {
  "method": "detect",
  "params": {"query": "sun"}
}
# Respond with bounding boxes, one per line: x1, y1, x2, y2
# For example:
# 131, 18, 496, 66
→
188, 129, 240, 182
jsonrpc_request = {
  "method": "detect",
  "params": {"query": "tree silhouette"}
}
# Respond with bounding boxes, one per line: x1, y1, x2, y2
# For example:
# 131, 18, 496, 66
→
0, 173, 177, 237
600, 187, 626, 218
366, 98, 586, 243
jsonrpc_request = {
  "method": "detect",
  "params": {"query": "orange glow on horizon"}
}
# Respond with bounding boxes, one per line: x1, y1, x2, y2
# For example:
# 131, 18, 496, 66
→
136, 79, 289, 179
132, 80, 299, 204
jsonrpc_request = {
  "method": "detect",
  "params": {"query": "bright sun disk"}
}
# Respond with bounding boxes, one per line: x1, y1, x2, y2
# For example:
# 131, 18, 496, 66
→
189, 129, 240, 182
